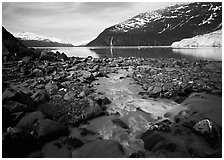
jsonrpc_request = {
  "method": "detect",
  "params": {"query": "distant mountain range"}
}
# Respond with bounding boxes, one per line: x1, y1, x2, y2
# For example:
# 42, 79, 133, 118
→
13, 32, 74, 47
87, 2, 222, 46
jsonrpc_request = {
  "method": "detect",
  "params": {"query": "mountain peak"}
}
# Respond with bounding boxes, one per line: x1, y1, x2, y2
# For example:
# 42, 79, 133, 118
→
88, 2, 221, 46
12, 32, 74, 46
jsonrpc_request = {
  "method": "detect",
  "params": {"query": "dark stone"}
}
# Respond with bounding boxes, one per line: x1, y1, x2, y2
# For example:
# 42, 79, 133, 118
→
129, 151, 145, 158
73, 139, 125, 158
31, 90, 50, 105
64, 91, 76, 101
10, 91, 35, 108
45, 82, 58, 94
94, 94, 111, 106
63, 137, 83, 149
17, 111, 45, 129
35, 119, 67, 138
3, 127, 38, 158
2, 89, 16, 104
3, 101, 29, 113
111, 118, 129, 129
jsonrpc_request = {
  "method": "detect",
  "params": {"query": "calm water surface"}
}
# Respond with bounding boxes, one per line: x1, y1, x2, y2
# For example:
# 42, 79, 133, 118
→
35, 46, 222, 61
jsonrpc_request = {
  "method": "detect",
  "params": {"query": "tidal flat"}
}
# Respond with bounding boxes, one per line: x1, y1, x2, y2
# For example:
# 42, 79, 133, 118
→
2, 52, 222, 158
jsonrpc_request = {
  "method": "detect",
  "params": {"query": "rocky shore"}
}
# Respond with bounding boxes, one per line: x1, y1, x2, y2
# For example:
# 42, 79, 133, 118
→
2, 50, 222, 158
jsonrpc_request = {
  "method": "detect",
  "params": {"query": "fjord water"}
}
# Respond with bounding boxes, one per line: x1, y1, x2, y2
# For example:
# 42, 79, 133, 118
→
37, 46, 222, 61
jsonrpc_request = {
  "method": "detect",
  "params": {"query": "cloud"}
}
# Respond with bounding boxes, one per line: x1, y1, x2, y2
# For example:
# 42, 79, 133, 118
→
2, 2, 179, 45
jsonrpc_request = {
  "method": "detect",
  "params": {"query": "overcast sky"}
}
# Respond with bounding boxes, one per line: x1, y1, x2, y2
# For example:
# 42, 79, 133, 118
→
3, 2, 181, 45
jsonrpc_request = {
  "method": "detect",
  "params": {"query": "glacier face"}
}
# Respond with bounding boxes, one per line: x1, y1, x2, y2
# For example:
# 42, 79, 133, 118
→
171, 29, 222, 48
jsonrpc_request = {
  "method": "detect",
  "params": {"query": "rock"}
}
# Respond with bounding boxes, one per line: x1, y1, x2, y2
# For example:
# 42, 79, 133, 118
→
152, 86, 162, 94
63, 137, 83, 149
73, 139, 125, 158
111, 118, 129, 129
45, 82, 58, 94
81, 70, 95, 82
2, 89, 16, 104
64, 91, 76, 101
140, 130, 190, 157
193, 119, 221, 143
17, 111, 45, 129
40, 51, 57, 61
10, 91, 35, 107
3, 127, 37, 157
41, 140, 71, 158
77, 91, 86, 98
129, 151, 145, 158
94, 94, 111, 106
32, 90, 50, 105
32, 68, 43, 76
61, 81, 72, 87
21, 56, 32, 63
35, 119, 66, 138
56, 97, 103, 126
3, 101, 29, 113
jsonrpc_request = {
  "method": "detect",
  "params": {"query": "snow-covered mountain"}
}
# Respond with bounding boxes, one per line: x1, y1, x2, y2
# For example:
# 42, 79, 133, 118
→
171, 29, 222, 48
87, 2, 222, 46
13, 32, 74, 47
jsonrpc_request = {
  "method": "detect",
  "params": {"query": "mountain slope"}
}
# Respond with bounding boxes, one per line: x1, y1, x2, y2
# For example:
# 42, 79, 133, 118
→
13, 32, 74, 47
2, 26, 36, 58
171, 29, 222, 47
87, 2, 222, 46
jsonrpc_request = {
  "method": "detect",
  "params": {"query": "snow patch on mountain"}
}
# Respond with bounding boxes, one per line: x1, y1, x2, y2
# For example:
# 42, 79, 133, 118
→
171, 29, 222, 48
12, 32, 73, 45
109, 2, 221, 33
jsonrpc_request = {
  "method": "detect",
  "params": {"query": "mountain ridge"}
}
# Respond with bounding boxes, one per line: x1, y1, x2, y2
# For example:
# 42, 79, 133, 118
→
87, 2, 222, 46
13, 32, 74, 47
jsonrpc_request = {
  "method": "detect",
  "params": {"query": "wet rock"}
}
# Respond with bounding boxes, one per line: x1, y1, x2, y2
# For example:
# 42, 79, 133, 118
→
2, 89, 16, 104
10, 91, 35, 107
73, 139, 125, 158
32, 90, 50, 105
45, 82, 59, 94
64, 91, 77, 101
61, 81, 72, 87
3, 127, 37, 158
3, 101, 29, 113
193, 119, 221, 143
81, 70, 95, 82
40, 51, 57, 61
93, 94, 111, 106
17, 111, 45, 129
140, 130, 190, 157
35, 119, 67, 138
129, 151, 145, 158
32, 68, 43, 77
63, 137, 83, 149
112, 118, 129, 129
41, 140, 71, 158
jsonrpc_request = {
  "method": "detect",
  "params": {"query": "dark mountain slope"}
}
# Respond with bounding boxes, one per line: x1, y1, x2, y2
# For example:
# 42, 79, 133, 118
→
87, 2, 222, 46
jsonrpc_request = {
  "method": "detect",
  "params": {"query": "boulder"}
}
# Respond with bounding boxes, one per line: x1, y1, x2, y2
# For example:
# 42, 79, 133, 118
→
73, 139, 125, 158
64, 91, 77, 101
31, 90, 50, 105
9, 91, 35, 107
3, 101, 29, 113
45, 82, 58, 94
35, 119, 66, 138
193, 119, 221, 143
17, 111, 45, 130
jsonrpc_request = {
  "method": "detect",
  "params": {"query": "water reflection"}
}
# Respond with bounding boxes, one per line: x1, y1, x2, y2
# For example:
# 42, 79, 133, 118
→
172, 48, 222, 61
35, 46, 222, 61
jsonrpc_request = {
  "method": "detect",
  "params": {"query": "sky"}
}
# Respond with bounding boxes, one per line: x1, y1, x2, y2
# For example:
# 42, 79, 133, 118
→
3, 2, 181, 45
